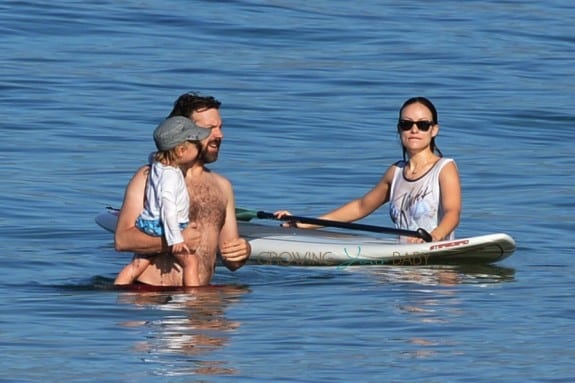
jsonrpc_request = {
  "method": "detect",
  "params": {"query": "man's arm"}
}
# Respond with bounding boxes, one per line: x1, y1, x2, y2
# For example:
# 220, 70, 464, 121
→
217, 176, 251, 271
114, 166, 168, 254
115, 166, 201, 254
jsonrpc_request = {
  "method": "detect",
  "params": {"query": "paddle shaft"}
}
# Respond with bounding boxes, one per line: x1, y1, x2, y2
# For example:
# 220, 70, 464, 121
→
256, 211, 433, 242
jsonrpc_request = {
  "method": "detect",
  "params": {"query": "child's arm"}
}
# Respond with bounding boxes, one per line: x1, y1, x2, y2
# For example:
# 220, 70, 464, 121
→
160, 169, 186, 248
171, 242, 191, 255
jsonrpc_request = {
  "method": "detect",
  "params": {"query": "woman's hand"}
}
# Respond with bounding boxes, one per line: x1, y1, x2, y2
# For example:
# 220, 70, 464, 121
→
405, 229, 443, 244
273, 210, 299, 228
274, 210, 320, 229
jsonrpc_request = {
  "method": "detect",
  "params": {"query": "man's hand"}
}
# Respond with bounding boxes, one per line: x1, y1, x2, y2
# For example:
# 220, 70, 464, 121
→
220, 238, 251, 270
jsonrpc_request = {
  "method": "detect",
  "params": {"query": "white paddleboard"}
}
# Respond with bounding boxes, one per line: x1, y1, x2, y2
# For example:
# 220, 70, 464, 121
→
96, 208, 516, 266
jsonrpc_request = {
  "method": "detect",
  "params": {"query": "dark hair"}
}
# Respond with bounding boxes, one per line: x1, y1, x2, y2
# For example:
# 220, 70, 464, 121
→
168, 92, 221, 118
398, 96, 442, 160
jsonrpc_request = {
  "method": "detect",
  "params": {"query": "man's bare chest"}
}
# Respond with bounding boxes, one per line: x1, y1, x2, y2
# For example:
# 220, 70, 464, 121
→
186, 177, 226, 228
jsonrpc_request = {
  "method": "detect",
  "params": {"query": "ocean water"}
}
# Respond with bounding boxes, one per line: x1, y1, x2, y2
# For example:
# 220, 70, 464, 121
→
1, 0, 574, 382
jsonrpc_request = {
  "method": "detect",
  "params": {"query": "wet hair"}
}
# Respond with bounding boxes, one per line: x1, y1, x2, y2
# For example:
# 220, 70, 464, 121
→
398, 96, 443, 160
168, 92, 221, 118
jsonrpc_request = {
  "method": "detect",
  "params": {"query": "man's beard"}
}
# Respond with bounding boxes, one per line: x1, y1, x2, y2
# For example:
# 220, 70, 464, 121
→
198, 139, 220, 164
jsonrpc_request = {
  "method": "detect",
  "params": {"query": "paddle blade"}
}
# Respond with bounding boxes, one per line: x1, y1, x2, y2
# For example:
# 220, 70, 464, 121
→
235, 208, 258, 222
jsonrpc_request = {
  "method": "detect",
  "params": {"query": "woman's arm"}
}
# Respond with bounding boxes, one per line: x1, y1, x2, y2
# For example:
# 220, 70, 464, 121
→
320, 166, 395, 222
432, 161, 461, 241
275, 166, 395, 228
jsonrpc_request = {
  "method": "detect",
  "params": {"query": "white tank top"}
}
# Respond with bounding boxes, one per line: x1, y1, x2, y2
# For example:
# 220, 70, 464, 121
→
389, 157, 455, 240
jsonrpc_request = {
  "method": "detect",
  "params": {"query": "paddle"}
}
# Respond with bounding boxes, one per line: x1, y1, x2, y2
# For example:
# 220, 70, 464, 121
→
235, 208, 433, 242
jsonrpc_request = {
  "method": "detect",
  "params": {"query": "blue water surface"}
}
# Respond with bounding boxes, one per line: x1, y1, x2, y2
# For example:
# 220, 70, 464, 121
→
1, 1, 574, 382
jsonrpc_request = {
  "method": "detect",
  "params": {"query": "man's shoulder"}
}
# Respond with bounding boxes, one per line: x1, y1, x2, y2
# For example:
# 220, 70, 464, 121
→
196, 168, 233, 194
127, 165, 151, 185
135, 164, 151, 176
203, 167, 230, 183
210, 170, 233, 189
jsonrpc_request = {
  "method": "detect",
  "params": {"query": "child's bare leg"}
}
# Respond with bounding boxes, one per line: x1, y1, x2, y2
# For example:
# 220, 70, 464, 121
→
114, 255, 152, 285
173, 253, 200, 286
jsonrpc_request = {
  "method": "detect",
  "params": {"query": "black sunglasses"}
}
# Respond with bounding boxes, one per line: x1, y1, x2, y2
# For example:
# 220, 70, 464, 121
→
397, 119, 435, 132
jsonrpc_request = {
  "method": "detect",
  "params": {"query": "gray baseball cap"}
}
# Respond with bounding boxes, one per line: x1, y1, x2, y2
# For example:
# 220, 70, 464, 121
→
153, 116, 211, 151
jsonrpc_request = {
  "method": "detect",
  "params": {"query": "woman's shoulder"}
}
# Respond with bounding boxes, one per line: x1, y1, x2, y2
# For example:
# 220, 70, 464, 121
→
392, 160, 407, 168
383, 160, 405, 183
437, 157, 456, 168
437, 157, 459, 178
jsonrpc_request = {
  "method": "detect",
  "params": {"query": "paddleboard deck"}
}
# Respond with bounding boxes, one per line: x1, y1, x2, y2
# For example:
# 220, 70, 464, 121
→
96, 208, 516, 266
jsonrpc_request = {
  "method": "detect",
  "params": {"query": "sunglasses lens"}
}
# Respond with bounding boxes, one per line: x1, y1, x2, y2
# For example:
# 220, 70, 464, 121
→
397, 120, 433, 132
416, 121, 432, 131
397, 120, 413, 131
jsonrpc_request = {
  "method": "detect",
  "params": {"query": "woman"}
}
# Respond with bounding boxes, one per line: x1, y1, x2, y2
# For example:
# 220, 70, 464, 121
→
277, 97, 461, 243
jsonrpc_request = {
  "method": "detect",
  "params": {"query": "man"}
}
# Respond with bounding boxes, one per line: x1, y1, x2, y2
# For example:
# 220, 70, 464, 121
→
114, 92, 251, 286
